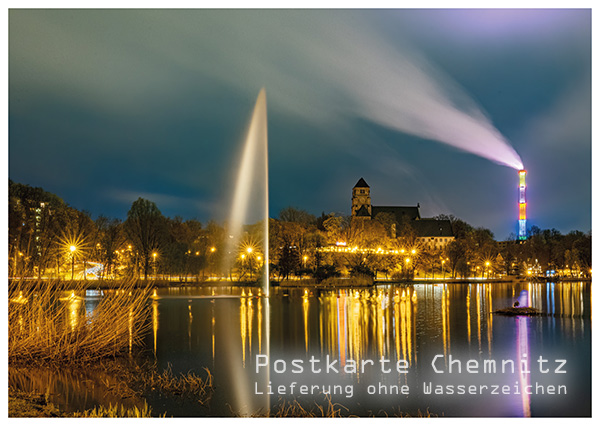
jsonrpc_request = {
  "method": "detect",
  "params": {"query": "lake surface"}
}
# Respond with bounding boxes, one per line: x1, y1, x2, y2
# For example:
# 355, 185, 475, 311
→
10, 281, 591, 417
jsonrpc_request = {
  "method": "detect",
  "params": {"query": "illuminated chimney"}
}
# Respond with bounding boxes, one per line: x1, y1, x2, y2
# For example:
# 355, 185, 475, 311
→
518, 169, 527, 241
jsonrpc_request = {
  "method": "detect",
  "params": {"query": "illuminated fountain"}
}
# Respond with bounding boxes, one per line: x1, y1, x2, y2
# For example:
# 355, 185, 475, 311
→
224, 88, 271, 415
226, 88, 270, 296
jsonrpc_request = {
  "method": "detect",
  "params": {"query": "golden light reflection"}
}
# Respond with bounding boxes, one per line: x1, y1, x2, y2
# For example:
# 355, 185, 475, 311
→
466, 286, 472, 345
240, 296, 247, 367
248, 298, 254, 357
211, 302, 215, 361
441, 286, 448, 362
406, 288, 413, 366
68, 294, 81, 331
486, 284, 493, 355
257, 297, 262, 353
303, 291, 309, 352
152, 300, 158, 354
337, 292, 347, 367
188, 303, 193, 351
477, 284, 482, 351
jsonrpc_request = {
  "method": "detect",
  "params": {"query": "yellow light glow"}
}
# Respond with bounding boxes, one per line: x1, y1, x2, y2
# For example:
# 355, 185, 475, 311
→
210, 247, 216, 252
69, 245, 76, 252
247, 247, 253, 253
519, 203, 527, 220
519, 170, 526, 187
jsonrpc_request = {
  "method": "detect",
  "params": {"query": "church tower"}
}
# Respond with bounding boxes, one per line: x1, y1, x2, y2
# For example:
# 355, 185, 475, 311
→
352, 177, 372, 219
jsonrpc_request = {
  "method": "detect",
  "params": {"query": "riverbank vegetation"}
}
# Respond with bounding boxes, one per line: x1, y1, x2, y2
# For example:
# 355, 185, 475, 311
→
10, 180, 591, 284
8, 276, 214, 416
9, 279, 151, 364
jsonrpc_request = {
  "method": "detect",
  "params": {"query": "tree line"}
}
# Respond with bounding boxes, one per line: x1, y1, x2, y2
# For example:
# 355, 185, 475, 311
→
8, 181, 591, 281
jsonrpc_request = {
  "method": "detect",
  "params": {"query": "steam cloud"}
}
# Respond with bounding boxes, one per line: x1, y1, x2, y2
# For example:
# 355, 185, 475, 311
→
280, 14, 525, 170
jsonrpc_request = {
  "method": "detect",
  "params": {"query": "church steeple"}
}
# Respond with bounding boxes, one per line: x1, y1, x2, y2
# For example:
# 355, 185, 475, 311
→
352, 177, 372, 218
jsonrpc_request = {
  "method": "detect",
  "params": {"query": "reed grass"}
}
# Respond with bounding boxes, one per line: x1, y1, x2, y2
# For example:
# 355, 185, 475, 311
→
96, 359, 214, 406
72, 401, 157, 417
9, 279, 152, 365
249, 395, 350, 417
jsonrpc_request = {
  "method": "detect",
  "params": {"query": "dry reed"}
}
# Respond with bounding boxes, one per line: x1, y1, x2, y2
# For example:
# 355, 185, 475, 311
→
9, 279, 152, 365
250, 395, 350, 417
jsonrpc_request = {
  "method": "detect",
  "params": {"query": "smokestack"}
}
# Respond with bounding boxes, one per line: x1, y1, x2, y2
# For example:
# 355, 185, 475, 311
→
518, 169, 527, 241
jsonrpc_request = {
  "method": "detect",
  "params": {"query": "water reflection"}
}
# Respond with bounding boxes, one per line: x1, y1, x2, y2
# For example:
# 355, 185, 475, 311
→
516, 315, 531, 417
11, 282, 591, 417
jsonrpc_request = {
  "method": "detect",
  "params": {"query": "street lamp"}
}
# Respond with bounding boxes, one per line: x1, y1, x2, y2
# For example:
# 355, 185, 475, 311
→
70, 245, 77, 280
442, 259, 446, 280
152, 252, 158, 278
485, 261, 490, 279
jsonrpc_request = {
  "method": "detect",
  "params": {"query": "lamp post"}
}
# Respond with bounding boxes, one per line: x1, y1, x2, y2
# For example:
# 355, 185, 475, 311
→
152, 252, 157, 278
442, 259, 446, 280
70, 245, 77, 280
485, 261, 490, 279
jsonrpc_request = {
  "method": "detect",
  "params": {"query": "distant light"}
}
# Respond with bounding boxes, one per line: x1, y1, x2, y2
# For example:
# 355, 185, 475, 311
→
336, 241, 347, 247
69, 245, 76, 252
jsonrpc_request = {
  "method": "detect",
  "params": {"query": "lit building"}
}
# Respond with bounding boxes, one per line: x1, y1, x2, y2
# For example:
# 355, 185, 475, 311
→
351, 178, 454, 248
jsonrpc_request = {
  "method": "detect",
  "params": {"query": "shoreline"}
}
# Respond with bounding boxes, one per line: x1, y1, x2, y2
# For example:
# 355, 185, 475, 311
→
9, 276, 591, 291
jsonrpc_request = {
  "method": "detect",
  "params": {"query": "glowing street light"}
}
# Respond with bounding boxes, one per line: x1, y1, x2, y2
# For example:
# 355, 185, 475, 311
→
152, 252, 158, 277
442, 259, 446, 280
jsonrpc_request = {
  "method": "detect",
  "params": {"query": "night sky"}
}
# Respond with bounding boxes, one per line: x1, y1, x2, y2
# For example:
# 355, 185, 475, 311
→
8, 9, 591, 240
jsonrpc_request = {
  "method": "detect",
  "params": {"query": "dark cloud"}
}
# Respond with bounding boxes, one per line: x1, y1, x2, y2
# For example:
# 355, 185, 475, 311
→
9, 9, 591, 238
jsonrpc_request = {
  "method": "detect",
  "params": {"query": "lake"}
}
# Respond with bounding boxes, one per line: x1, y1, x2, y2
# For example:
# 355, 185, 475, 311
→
9, 281, 591, 417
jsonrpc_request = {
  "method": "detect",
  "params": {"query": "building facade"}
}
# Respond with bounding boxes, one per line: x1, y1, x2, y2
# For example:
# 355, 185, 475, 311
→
351, 177, 454, 249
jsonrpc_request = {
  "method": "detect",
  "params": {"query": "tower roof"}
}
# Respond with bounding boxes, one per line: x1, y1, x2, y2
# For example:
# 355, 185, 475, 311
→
354, 177, 369, 188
